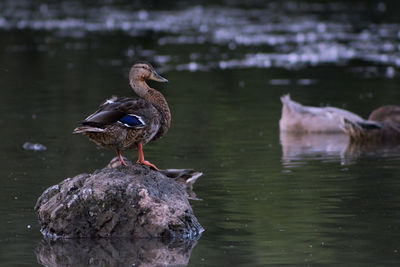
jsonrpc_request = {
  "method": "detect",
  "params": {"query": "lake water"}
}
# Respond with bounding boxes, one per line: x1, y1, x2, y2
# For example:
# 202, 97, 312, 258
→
1, 0, 400, 266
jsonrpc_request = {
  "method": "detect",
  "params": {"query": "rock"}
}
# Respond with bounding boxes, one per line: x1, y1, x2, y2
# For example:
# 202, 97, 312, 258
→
35, 235, 199, 266
35, 160, 204, 239
107, 157, 203, 200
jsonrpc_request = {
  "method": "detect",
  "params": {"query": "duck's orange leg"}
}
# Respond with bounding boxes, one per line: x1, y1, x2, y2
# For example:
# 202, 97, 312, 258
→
136, 142, 159, 170
116, 149, 128, 166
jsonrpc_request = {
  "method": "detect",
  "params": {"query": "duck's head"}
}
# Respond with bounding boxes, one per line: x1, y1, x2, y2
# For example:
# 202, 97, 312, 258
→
129, 62, 168, 84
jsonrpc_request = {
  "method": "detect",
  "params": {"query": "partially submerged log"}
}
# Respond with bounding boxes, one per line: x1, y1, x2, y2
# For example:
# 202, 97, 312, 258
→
35, 158, 203, 239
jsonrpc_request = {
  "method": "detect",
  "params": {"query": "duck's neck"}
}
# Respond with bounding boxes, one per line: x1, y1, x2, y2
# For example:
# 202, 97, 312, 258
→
130, 79, 171, 127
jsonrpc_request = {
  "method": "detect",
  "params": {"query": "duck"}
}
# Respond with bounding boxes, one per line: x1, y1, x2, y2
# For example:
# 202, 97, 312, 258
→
368, 105, 400, 124
343, 106, 400, 144
73, 62, 170, 170
280, 94, 400, 143
279, 94, 364, 133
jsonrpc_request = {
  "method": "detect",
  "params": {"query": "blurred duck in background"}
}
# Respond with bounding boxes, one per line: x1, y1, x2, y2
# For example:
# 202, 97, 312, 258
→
280, 94, 400, 144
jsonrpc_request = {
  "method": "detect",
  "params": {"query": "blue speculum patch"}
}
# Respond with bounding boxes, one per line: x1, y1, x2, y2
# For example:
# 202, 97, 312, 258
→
119, 115, 143, 127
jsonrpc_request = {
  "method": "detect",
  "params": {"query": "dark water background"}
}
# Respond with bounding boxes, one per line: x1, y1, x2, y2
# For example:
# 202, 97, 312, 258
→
1, 0, 400, 266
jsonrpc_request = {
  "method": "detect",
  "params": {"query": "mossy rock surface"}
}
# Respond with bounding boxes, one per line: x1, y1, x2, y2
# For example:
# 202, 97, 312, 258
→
35, 163, 203, 239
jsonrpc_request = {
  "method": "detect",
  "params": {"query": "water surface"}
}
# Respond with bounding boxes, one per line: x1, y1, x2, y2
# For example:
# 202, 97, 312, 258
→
1, 1, 400, 266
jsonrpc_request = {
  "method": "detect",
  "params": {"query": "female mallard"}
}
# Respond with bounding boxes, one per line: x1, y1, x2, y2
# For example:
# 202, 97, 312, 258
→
343, 105, 400, 144
368, 105, 400, 124
73, 62, 170, 170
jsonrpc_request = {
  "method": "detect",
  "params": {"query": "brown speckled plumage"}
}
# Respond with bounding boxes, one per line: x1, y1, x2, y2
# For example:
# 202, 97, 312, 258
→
344, 120, 400, 144
343, 105, 400, 144
73, 62, 170, 169
368, 105, 400, 124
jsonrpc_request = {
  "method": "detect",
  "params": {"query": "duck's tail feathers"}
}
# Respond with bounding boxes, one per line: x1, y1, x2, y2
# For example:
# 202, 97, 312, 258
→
280, 93, 321, 115
73, 126, 105, 134
280, 94, 302, 113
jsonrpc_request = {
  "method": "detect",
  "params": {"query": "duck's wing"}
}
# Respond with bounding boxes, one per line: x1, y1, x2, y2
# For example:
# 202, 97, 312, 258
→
77, 97, 154, 130
341, 118, 400, 143
343, 118, 382, 131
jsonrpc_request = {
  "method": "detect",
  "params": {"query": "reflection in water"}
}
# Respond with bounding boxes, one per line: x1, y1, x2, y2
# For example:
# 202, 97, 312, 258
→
345, 142, 400, 161
281, 131, 400, 166
280, 132, 350, 166
35, 237, 199, 267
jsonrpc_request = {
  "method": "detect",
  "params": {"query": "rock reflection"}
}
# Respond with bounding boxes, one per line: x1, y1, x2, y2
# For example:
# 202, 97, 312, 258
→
36, 237, 199, 267
281, 132, 400, 166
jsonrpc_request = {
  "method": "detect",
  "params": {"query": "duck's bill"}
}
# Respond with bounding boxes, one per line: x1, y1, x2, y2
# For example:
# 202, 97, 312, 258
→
150, 71, 168, 83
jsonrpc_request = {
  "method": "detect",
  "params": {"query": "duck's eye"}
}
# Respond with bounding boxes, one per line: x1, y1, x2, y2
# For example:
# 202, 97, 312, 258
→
137, 65, 148, 71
